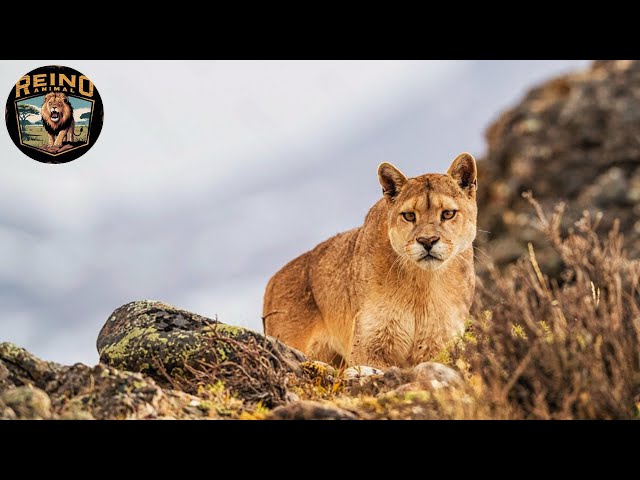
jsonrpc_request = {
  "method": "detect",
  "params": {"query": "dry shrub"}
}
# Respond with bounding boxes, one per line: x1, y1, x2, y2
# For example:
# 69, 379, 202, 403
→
462, 193, 640, 419
158, 324, 290, 409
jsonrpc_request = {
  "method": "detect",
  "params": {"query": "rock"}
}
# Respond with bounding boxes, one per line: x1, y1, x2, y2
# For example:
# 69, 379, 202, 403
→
1, 387, 51, 419
387, 382, 428, 396
300, 360, 337, 388
97, 301, 306, 406
340, 366, 387, 396
345, 363, 463, 398
412, 362, 463, 390
382, 366, 409, 388
284, 391, 301, 404
270, 400, 358, 420
301, 360, 337, 379
343, 366, 384, 379
477, 60, 640, 274
0, 400, 16, 419
0, 342, 64, 390
59, 408, 95, 420
0, 342, 214, 420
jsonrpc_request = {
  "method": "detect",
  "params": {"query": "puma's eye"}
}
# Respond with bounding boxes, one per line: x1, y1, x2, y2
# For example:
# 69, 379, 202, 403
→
441, 210, 456, 221
401, 212, 416, 222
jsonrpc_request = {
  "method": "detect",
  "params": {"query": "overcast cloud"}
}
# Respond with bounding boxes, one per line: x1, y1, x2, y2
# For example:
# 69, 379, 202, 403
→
0, 60, 588, 365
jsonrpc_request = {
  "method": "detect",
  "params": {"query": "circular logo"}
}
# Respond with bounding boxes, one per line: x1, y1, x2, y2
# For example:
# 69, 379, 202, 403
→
5, 65, 104, 164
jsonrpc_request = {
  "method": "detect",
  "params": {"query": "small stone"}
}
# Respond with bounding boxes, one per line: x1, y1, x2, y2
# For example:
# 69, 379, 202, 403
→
284, 391, 301, 403
412, 362, 463, 390
381, 366, 407, 388
388, 382, 427, 395
1, 386, 52, 419
0, 400, 16, 420
343, 365, 384, 379
59, 408, 95, 420
270, 400, 357, 420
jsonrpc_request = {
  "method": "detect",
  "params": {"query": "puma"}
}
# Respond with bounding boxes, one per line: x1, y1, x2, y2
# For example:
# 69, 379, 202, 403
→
263, 153, 478, 369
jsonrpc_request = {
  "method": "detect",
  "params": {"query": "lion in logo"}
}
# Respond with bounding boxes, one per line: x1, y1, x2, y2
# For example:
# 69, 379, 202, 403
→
41, 92, 77, 147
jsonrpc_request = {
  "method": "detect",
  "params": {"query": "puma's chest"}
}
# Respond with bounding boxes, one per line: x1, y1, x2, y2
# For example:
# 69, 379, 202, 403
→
351, 298, 466, 368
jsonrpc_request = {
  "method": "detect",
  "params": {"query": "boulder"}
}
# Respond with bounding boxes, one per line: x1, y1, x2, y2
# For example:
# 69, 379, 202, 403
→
477, 60, 640, 274
97, 300, 306, 406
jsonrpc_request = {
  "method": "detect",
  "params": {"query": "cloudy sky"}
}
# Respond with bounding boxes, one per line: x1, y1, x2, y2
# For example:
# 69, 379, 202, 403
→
0, 60, 589, 365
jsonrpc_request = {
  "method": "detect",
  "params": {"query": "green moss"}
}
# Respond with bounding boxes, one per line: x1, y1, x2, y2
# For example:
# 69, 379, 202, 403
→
301, 361, 337, 379
214, 345, 229, 362
203, 323, 244, 337
432, 348, 452, 365
98, 326, 150, 360
401, 390, 431, 402
138, 363, 150, 372
196, 400, 215, 413
0, 342, 28, 362
195, 381, 246, 417
200, 381, 226, 395
239, 401, 271, 420
145, 332, 162, 342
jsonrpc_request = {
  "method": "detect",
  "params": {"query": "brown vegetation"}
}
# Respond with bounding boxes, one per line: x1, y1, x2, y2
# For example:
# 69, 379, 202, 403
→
456, 195, 640, 419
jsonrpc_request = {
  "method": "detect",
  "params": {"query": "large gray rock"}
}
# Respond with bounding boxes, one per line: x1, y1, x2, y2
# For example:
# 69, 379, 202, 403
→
97, 300, 306, 406
477, 60, 640, 275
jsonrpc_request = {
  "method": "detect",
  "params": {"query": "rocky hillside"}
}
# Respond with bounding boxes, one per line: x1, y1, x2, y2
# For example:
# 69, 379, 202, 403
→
0, 301, 465, 420
477, 60, 640, 274
1, 60, 639, 420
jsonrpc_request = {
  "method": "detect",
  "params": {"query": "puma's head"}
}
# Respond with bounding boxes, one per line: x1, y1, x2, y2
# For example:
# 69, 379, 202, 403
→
378, 153, 478, 271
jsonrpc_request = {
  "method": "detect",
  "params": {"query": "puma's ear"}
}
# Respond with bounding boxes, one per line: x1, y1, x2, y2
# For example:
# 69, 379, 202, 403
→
447, 152, 477, 194
378, 162, 408, 201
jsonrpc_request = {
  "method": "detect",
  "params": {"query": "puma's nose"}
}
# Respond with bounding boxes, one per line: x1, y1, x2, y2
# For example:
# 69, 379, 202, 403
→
417, 236, 440, 250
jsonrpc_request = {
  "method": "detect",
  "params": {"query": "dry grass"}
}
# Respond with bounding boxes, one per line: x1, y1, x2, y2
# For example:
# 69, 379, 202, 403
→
457, 193, 640, 419
157, 323, 291, 409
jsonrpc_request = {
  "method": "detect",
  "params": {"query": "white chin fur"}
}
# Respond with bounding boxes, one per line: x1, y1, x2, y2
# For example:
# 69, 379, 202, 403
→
415, 258, 446, 271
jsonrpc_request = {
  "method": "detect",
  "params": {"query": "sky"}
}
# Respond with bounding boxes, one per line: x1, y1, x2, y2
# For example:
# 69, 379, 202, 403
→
0, 60, 589, 365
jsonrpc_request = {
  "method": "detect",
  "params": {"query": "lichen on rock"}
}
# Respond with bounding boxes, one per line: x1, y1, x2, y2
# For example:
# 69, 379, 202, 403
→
97, 300, 306, 407
0, 342, 213, 420
1, 386, 51, 419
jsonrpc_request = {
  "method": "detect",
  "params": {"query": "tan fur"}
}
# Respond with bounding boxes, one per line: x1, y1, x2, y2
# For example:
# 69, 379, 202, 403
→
41, 93, 75, 146
263, 153, 478, 369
